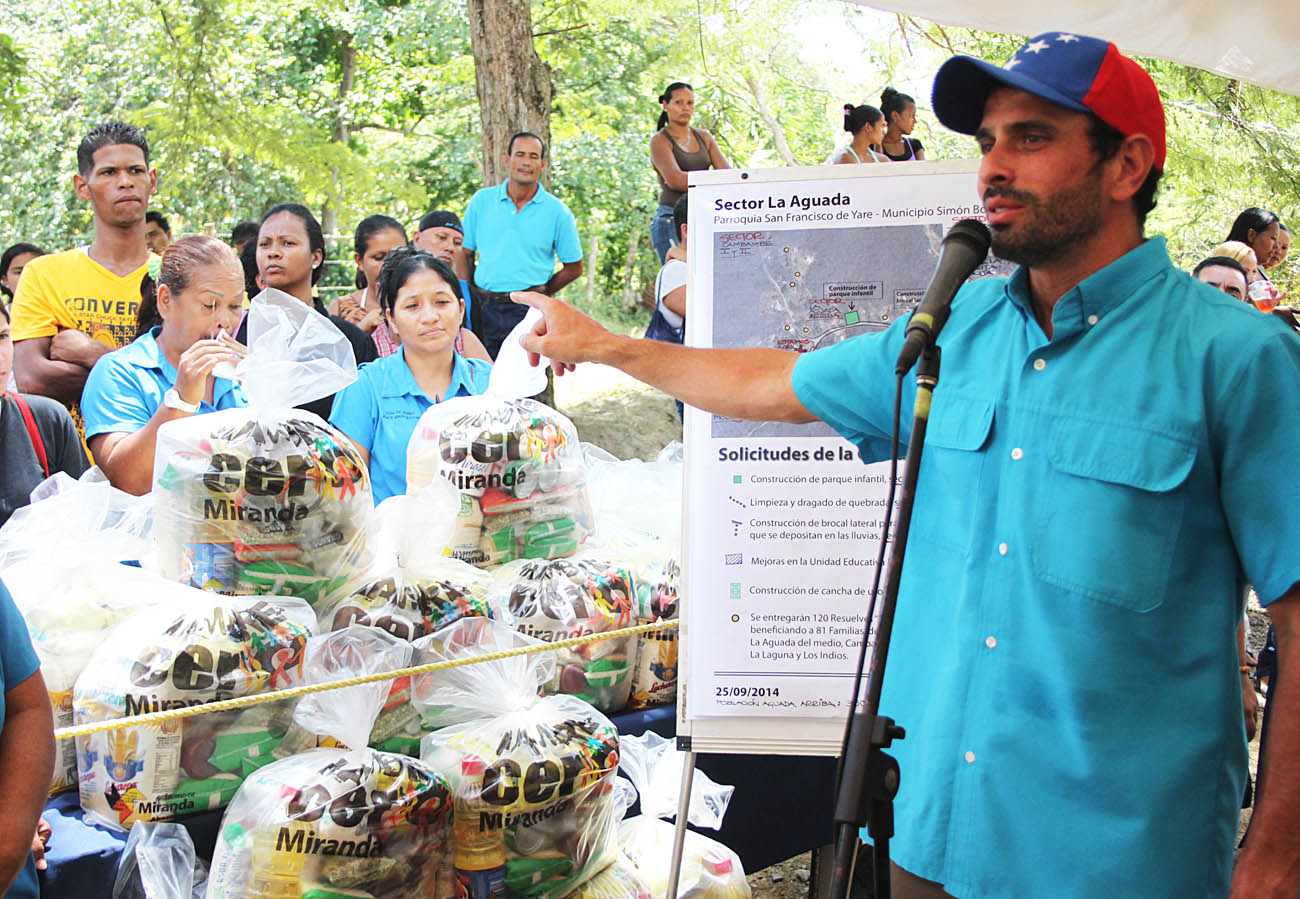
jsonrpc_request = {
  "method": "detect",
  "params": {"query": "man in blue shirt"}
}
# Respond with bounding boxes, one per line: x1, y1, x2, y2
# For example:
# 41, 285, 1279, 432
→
514, 33, 1300, 899
462, 132, 583, 364
0, 579, 54, 898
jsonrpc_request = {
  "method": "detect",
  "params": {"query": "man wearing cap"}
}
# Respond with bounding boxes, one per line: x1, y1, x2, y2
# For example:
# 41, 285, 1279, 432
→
462, 132, 583, 366
513, 32, 1300, 899
413, 209, 475, 332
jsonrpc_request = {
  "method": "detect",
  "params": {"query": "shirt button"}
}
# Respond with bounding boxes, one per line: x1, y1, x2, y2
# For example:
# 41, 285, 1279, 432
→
1010, 447, 1024, 461
998, 542, 1008, 556
965, 751, 976, 764
985, 636, 997, 649
1033, 358, 1047, 371
1087, 314, 1099, 326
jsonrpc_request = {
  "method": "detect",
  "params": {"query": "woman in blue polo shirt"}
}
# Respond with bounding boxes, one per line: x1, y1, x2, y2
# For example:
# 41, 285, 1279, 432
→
330, 247, 491, 503
81, 236, 247, 494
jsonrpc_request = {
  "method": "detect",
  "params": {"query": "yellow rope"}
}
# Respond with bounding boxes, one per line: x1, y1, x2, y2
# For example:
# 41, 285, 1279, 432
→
55, 619, 679, 742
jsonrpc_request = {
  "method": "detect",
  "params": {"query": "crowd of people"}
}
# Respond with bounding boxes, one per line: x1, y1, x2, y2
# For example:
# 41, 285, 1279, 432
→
0, 41, 1297, 896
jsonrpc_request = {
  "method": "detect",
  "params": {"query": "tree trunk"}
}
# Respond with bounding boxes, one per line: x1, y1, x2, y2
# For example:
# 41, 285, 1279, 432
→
467, 0, 553, 185
743, 68, 797, 167
322, 33, 355, 238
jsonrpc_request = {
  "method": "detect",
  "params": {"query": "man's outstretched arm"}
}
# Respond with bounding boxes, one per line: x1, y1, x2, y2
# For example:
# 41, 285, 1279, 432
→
514, 292, 818, 425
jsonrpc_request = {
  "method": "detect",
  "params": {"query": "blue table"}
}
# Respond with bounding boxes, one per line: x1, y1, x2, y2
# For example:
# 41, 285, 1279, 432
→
40, 705, 837, 896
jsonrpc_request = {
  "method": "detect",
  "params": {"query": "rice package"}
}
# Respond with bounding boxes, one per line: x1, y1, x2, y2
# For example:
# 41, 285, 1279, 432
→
497, 557, 636, 714
0, 470, 158, 796
414, 619, 623, 898
406, 396, 593, 568
73, 594, 316, 829
207, 627, 454, 898
152, 289, 371, 607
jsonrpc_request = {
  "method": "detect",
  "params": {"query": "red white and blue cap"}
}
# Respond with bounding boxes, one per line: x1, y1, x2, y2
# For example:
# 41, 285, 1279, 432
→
931, 32, 1166, 172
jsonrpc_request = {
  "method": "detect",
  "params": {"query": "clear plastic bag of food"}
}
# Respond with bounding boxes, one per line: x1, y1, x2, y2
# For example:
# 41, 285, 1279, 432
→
73, 594, 316, 830
0, 469, 162, 796
152, 290, 371, 607
618, 817, 750, 899
494, 557, 637, 714
572, 854, 653, 899
112, 821, 208, 899
317, 485, 495, 644
413, 618, 623, 897
581, 442, 683, 549
407, 396, 593, 568
207, 626, 455, 898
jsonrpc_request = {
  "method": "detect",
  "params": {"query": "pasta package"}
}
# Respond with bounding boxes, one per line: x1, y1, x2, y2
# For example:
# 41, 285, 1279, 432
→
407, 397, 593, 568
628, 556, 680, 710
497, 558, 637, 715
73, 595, 315, 830
152, 410, 372, 607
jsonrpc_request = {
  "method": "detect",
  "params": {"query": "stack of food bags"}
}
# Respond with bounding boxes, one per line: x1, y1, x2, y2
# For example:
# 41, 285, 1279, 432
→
152, 289, 371, 607
494, 557, 637, 714
0, 469, 160, 796
407, 316, 593, 570
413, 618, 623, 897
73, 594, 316, 829
207, 626, 454, 898
315, 485, 496, 754
581, 446, 683, 710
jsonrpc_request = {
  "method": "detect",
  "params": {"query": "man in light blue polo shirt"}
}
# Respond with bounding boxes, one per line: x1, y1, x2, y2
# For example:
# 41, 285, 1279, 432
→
329, 346, 490, 503
512, 32, 1300, 899
462, 132, 583, 362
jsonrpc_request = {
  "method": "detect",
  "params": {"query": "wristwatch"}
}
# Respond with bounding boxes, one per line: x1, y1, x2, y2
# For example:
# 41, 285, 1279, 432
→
163, 387, 200, 414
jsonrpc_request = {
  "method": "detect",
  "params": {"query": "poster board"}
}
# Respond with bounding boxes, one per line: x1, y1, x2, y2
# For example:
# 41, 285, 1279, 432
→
677, 160, 991, 756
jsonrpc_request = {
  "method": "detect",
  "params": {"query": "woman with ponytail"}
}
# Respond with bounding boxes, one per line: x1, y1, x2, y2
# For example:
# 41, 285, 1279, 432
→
83, 236, 247, 494
826, 103, 889, 165
650, 81, 729, 263
879, 88, 925, 162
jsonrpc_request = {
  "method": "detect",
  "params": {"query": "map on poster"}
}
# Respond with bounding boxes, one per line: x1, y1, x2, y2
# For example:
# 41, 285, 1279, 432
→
678, 160, 992, 756
711, 223, 1006, 438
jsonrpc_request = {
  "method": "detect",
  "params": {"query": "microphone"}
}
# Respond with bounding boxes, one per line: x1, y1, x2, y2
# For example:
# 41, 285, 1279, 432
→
894, 219, 992, 375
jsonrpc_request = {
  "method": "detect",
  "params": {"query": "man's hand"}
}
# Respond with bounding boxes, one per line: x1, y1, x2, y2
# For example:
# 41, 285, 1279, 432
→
333, 297, 364, 325
48, 328, 109, 369
513, 291, 607, 371
30, 818, 50, 872
511, 291, 816, 425
357, 306, 383, 334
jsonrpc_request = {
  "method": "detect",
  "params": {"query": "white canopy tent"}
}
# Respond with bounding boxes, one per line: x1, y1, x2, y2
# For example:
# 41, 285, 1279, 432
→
850, 1, 1300, 95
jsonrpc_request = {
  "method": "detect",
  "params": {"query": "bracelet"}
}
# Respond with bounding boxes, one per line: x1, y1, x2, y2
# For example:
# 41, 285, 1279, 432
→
1240, 665, 1253, 674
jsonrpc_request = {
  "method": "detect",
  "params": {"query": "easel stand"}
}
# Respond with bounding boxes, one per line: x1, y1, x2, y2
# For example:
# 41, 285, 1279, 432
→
666, 749, 697, 898
828, 343, 942, 899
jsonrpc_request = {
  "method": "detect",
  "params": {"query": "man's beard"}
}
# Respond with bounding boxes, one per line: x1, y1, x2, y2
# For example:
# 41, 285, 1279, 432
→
986, 168, 1104, 267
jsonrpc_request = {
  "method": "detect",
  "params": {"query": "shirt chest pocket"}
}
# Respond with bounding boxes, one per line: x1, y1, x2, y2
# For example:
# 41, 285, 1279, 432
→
911, 394, 995, 556
1031, 420, 1195, 611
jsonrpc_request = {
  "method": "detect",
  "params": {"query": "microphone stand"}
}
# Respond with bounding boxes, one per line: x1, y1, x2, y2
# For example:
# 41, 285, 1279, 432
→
828, 341, 942, 899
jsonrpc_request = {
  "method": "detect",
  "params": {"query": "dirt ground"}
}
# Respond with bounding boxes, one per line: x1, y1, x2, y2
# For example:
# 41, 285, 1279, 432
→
558, 368, 1276, 896
554, 361, 682, 461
